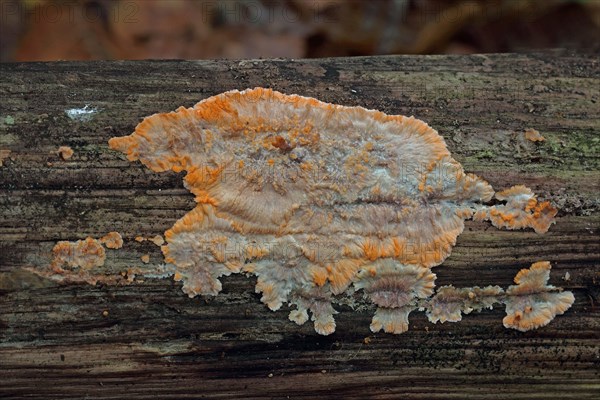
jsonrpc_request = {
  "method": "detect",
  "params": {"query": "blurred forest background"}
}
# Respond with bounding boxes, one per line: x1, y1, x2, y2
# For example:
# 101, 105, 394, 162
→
1, 0, 599, 62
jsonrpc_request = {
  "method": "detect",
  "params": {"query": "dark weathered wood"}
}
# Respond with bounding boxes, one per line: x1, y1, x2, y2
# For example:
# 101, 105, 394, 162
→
1, 50, 599, 399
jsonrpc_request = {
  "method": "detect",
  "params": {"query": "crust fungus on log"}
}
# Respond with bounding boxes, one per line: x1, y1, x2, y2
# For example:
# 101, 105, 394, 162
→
33, 88, 573, 335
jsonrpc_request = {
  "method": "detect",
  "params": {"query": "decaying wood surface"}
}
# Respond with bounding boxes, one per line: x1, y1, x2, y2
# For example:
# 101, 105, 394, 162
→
1, 50, 599, 399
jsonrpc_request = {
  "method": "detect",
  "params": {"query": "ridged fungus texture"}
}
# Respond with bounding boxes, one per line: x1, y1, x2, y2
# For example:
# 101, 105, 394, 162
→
105, 88, 573, 334
354, 261, 435, 334
426, 285, 504, 324
424, 262, 574, 331
503, 261, 575, 332
473, 185, 557, 234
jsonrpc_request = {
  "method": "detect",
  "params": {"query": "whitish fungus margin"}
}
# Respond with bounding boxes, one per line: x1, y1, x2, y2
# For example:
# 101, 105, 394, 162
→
38, 88, 573, 335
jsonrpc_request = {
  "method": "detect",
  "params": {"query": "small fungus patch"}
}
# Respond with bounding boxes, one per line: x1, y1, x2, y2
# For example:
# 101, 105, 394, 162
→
0, 149, 11, 167
100, 231, 123, 249
134, 234, 164, 246
41, 237, 110, 285
525, 128, 545, 142
34, 234, 129, 285
151, 235, 165, 246
503, 261, 574, 331
51, 237, 105, 271
56, 146, 74, 160
473, 185, 557, 234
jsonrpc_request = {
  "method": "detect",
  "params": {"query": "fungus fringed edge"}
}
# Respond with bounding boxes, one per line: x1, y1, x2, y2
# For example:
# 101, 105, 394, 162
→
353, 261, 436, 334
423, 261, 574, 333
503, 261, 575, 332
426, 284, 504, 324
473, 185, 558, 234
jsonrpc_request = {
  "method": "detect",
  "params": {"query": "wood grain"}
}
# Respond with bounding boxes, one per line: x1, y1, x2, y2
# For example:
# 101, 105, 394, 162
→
1, 50, 599, 399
